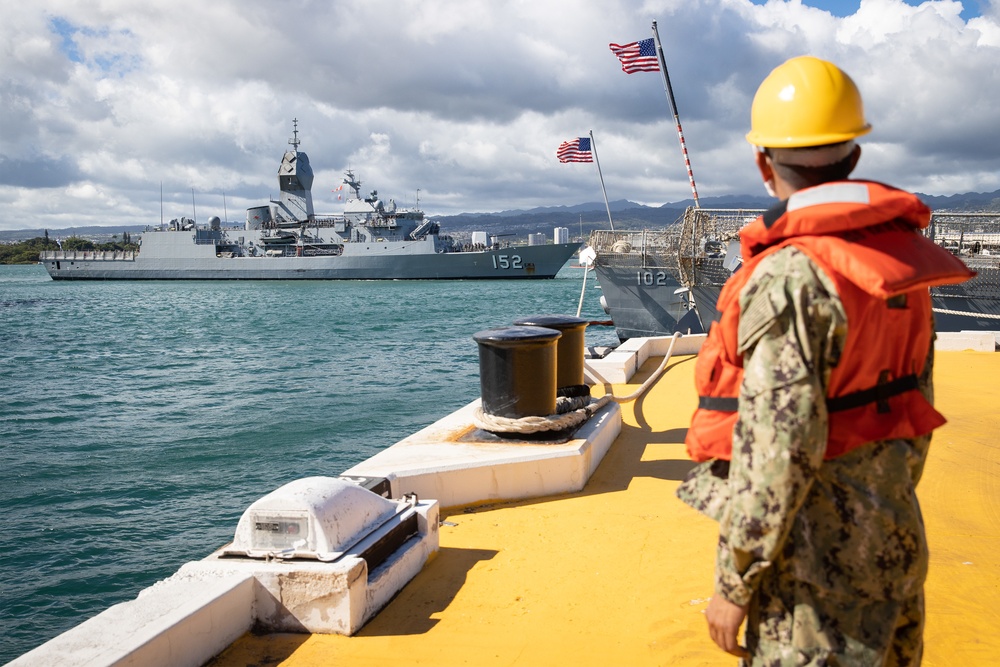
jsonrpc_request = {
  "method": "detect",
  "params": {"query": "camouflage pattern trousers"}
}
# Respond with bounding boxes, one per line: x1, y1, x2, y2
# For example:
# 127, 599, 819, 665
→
742, 574, 923, 666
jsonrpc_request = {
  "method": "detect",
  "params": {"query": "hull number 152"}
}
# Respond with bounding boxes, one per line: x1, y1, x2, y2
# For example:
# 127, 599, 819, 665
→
492, 254, 523, 270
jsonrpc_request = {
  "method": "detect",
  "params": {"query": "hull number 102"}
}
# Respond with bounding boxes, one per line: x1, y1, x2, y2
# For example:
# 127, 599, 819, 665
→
637, 270, 669, 286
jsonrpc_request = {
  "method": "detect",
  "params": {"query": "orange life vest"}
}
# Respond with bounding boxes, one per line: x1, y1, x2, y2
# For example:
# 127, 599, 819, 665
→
685, 181, 975, 463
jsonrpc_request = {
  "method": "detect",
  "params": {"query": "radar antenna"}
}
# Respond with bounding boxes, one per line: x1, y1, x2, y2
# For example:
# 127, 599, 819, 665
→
343, 169, 362, 199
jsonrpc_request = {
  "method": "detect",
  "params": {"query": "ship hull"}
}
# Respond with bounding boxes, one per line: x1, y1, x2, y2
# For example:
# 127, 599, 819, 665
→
41, 232, 580, 281
592, 265, 702, 340
930, 294, 1000, 331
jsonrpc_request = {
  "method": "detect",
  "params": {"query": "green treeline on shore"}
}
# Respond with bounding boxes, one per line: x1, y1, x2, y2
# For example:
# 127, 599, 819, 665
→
0, 231, 139, 265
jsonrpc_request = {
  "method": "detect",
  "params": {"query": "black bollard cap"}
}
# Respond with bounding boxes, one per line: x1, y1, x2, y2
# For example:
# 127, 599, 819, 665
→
512, 315, 587, 331
473, 325, 562, 346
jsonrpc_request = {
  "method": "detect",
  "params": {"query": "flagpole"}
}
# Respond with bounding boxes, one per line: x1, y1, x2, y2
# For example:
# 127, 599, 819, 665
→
651, 20, 700, 208
589, 130, 615, 231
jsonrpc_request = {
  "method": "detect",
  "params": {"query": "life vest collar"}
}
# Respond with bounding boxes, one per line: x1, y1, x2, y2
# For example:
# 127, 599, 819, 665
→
742, 180, 931, 260
788, 181, 875, 213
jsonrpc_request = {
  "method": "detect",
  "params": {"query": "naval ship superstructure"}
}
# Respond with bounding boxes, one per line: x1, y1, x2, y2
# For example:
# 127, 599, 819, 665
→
40, 124, 579, 280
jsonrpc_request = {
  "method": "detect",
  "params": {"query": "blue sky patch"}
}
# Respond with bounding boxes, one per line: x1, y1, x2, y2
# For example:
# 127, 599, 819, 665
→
749, 1, 982, 21
49, 16, 83, 63
47, 16, 138, 77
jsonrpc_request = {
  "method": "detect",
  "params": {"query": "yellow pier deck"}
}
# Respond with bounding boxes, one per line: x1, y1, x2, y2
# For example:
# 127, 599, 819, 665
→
211, 349, 1000, 667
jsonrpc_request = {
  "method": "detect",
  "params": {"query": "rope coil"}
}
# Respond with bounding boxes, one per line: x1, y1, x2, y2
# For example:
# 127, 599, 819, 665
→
472, 395, 612, 434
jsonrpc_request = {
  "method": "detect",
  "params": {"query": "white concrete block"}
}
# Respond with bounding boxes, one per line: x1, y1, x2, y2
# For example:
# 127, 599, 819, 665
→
9, 574, 255, 667
343, 399, 621, 509
935, 331, 998, 351
585, 334, 705, 384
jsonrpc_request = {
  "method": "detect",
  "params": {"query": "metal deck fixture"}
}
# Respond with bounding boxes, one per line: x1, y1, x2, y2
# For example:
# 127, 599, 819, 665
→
512, 314, 588, 393
225, 476, 419, 567
472, 325, 561, 419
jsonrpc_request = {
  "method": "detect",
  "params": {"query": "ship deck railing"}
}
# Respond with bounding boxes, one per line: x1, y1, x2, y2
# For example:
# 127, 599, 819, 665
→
39, 250, 137, 261
927, 213, 1000, 247
588, 209, 764, 274
589, 228, 684, 270
589, 208, 1000, 285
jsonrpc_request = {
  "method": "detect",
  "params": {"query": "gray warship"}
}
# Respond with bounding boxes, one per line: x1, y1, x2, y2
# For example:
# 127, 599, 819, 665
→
589, 206, 1000, 340
40, 124, 579, 280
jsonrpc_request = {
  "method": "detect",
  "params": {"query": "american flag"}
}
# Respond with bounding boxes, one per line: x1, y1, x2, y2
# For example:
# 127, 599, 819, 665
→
609, 38, 660, 74
556, 137, 593, 163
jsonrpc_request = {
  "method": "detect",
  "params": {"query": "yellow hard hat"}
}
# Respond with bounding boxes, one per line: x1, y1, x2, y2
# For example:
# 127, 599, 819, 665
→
746, 56, 872, 148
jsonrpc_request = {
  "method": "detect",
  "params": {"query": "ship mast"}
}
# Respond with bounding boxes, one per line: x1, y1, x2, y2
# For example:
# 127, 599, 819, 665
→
343, 170, 362, 199
289, 118, 300, 151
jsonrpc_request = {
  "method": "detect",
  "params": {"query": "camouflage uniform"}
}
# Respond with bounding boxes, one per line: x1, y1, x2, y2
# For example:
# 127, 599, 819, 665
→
677, 245, 931, 666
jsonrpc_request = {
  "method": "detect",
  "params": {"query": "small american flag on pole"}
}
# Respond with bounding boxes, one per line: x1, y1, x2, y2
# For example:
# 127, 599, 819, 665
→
609, 38, 660, 74
556, 137, 593, 163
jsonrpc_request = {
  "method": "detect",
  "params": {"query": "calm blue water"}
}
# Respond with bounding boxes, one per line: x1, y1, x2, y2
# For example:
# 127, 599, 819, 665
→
0, 262, 615, 663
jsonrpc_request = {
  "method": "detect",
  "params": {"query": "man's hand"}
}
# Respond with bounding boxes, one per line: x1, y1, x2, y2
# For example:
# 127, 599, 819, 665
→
706, 595, 750, 659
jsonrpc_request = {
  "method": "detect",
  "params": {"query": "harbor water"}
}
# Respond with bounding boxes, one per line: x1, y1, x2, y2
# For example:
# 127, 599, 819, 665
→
0, 262, 616, 663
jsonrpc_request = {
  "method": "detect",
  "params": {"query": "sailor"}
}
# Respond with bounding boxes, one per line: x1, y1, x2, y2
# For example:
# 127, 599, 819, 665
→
676, 56, 973, 665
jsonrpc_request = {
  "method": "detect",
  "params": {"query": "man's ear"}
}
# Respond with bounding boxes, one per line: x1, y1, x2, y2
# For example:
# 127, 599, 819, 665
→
754, 148, 774, 184
847, 144, 862, 175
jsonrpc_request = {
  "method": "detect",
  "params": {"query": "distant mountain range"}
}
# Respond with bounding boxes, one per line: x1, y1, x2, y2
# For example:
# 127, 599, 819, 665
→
432, 189, 1000, 239
3, 189, 998, 242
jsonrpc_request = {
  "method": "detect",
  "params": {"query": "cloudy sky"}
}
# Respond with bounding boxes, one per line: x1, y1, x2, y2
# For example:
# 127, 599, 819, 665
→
1, 0, 998, 231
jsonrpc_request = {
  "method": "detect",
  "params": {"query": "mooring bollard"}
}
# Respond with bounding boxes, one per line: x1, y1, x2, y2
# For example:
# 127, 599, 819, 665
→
472, 326, 562, 418
512, 315, 587, 393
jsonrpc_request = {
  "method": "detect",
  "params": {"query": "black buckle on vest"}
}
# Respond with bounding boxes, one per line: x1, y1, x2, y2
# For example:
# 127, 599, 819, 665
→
886, 294, 908, 309
697, 396, 738, 412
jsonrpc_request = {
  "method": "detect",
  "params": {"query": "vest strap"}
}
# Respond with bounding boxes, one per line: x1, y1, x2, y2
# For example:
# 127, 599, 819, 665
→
696, 373, 919, 415
826, 374, 919, 413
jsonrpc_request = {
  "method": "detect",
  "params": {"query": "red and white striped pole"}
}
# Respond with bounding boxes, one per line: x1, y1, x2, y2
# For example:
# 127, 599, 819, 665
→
651, 20, 700, 208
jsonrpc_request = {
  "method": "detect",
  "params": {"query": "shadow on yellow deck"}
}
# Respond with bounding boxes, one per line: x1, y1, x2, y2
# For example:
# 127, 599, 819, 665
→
209, 350, 1000, 667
